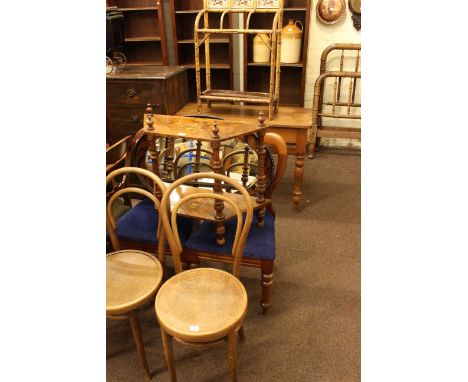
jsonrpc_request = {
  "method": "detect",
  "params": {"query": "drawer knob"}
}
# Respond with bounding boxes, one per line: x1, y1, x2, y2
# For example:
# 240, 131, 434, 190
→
131, 115, 140, 124
127, 88, 136, 97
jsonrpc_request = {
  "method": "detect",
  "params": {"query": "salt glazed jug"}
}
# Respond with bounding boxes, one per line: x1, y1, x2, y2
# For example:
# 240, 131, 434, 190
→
253, 33, 271, 63
280, 19, 303, 64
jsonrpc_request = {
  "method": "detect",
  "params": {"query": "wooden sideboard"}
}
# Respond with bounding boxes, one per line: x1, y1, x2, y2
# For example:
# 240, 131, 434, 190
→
106, 65, 189, 143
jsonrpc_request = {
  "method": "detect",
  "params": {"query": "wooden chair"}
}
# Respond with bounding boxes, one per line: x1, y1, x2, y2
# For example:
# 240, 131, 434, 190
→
106, 167, 166, 381
156, 172, 254, 382
106, 135, 133, 218
182, 133, 288, 314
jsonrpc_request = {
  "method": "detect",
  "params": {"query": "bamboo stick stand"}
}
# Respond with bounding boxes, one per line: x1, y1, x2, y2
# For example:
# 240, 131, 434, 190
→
194, 0, 284, 120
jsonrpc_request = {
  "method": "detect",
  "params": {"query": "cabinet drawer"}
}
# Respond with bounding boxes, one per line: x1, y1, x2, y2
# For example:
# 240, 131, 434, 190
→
107, 106, 152, 141
107, 81, 164, 109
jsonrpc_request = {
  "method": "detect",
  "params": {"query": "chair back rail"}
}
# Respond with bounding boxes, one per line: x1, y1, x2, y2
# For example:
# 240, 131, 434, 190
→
106, 135, 132, 174
106, 135, 133, 199
160, 172, 253, 278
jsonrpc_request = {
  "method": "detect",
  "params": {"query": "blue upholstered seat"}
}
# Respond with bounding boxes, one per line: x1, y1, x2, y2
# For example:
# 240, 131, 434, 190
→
185, 212, 276, 260
114, 198, 194, 246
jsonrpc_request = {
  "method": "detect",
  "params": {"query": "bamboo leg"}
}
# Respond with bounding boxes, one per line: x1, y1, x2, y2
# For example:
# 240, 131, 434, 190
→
352, 51, 360, 104
160, 327, 177, 382
337, 50, 344, 103
347, 77, 353, 115
274, 12, 283, 114
204, 14, 212, 109
227, 331, 238, 382
128, 310, 151, 381
268, 27, 278, 120
194, 29, 202, 113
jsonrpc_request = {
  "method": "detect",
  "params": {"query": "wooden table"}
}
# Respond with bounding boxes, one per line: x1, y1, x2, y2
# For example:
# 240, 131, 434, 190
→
177, 103, 312, 210
142, 108, 269, 246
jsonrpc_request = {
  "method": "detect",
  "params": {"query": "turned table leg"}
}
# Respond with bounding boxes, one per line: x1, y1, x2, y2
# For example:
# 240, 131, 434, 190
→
255, 114, 267, 228
211, 122, 226, 246
292, 129, 307, 211
145, 108, 163, 200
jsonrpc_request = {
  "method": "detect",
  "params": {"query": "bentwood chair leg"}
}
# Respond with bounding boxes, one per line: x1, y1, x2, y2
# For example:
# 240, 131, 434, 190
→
160, 327, 177, 382
227, 331, 238, 382
128, 310, 151, 381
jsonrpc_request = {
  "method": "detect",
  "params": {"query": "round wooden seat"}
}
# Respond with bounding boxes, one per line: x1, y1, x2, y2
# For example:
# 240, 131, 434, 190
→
107, 250, 163, 315
156, 268, 247, 343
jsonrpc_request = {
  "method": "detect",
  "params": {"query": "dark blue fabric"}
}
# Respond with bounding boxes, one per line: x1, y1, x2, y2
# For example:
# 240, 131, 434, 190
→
115, 198, 193, 246
186, 212, 276, 260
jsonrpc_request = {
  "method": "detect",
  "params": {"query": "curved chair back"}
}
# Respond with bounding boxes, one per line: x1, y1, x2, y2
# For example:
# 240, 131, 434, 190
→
160, 173, 253, 278
106, 135, 133, 199
106, 135, 132, 174
264, 132, 287, 200
106, 167, 166, 253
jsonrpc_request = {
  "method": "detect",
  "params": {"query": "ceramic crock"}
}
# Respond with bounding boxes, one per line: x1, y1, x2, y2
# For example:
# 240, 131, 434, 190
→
280, 19, 303, 64
253, 33, 271, 63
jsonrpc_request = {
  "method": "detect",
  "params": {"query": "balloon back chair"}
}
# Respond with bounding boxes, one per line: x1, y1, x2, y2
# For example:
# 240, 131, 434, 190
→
156, 173, 254, 382
183, 132, 288, 313
106, 167, 166, 381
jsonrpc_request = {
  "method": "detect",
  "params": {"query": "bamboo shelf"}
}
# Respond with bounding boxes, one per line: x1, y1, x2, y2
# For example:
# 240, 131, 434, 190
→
194, 0, 285, 120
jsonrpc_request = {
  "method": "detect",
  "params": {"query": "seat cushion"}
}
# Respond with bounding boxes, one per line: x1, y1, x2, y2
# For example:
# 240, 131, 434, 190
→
186, 211, 275, 260
115, 198, 194, 246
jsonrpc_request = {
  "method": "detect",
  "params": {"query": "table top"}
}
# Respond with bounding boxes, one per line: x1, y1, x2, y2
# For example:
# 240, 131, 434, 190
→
106, 65, 187, 80
106, 250, 163, 315
176, 103, 312, 129
142, 113, 266, 142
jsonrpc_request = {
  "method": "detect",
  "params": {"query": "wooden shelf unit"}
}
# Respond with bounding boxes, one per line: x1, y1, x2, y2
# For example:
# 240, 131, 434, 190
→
244, 0, 311, 107
170, 0, 233, 102
107, 0, 167, 65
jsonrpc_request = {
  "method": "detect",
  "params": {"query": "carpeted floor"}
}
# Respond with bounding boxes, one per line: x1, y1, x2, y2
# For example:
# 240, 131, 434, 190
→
107, 148, 361, 381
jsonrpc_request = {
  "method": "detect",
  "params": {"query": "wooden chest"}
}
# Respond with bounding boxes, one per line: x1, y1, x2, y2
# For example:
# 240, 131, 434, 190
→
106, 65, 189, 142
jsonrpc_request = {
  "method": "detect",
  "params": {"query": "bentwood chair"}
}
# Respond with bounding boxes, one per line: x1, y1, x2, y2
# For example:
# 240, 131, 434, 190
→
156, 173, 254, 382
183, 132, 288, 313
107, 165, 194, 262
106, 167, 166, 381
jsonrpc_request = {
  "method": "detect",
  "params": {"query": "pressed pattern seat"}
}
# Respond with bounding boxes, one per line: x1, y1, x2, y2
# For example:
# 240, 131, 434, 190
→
156, 268, 247, 343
